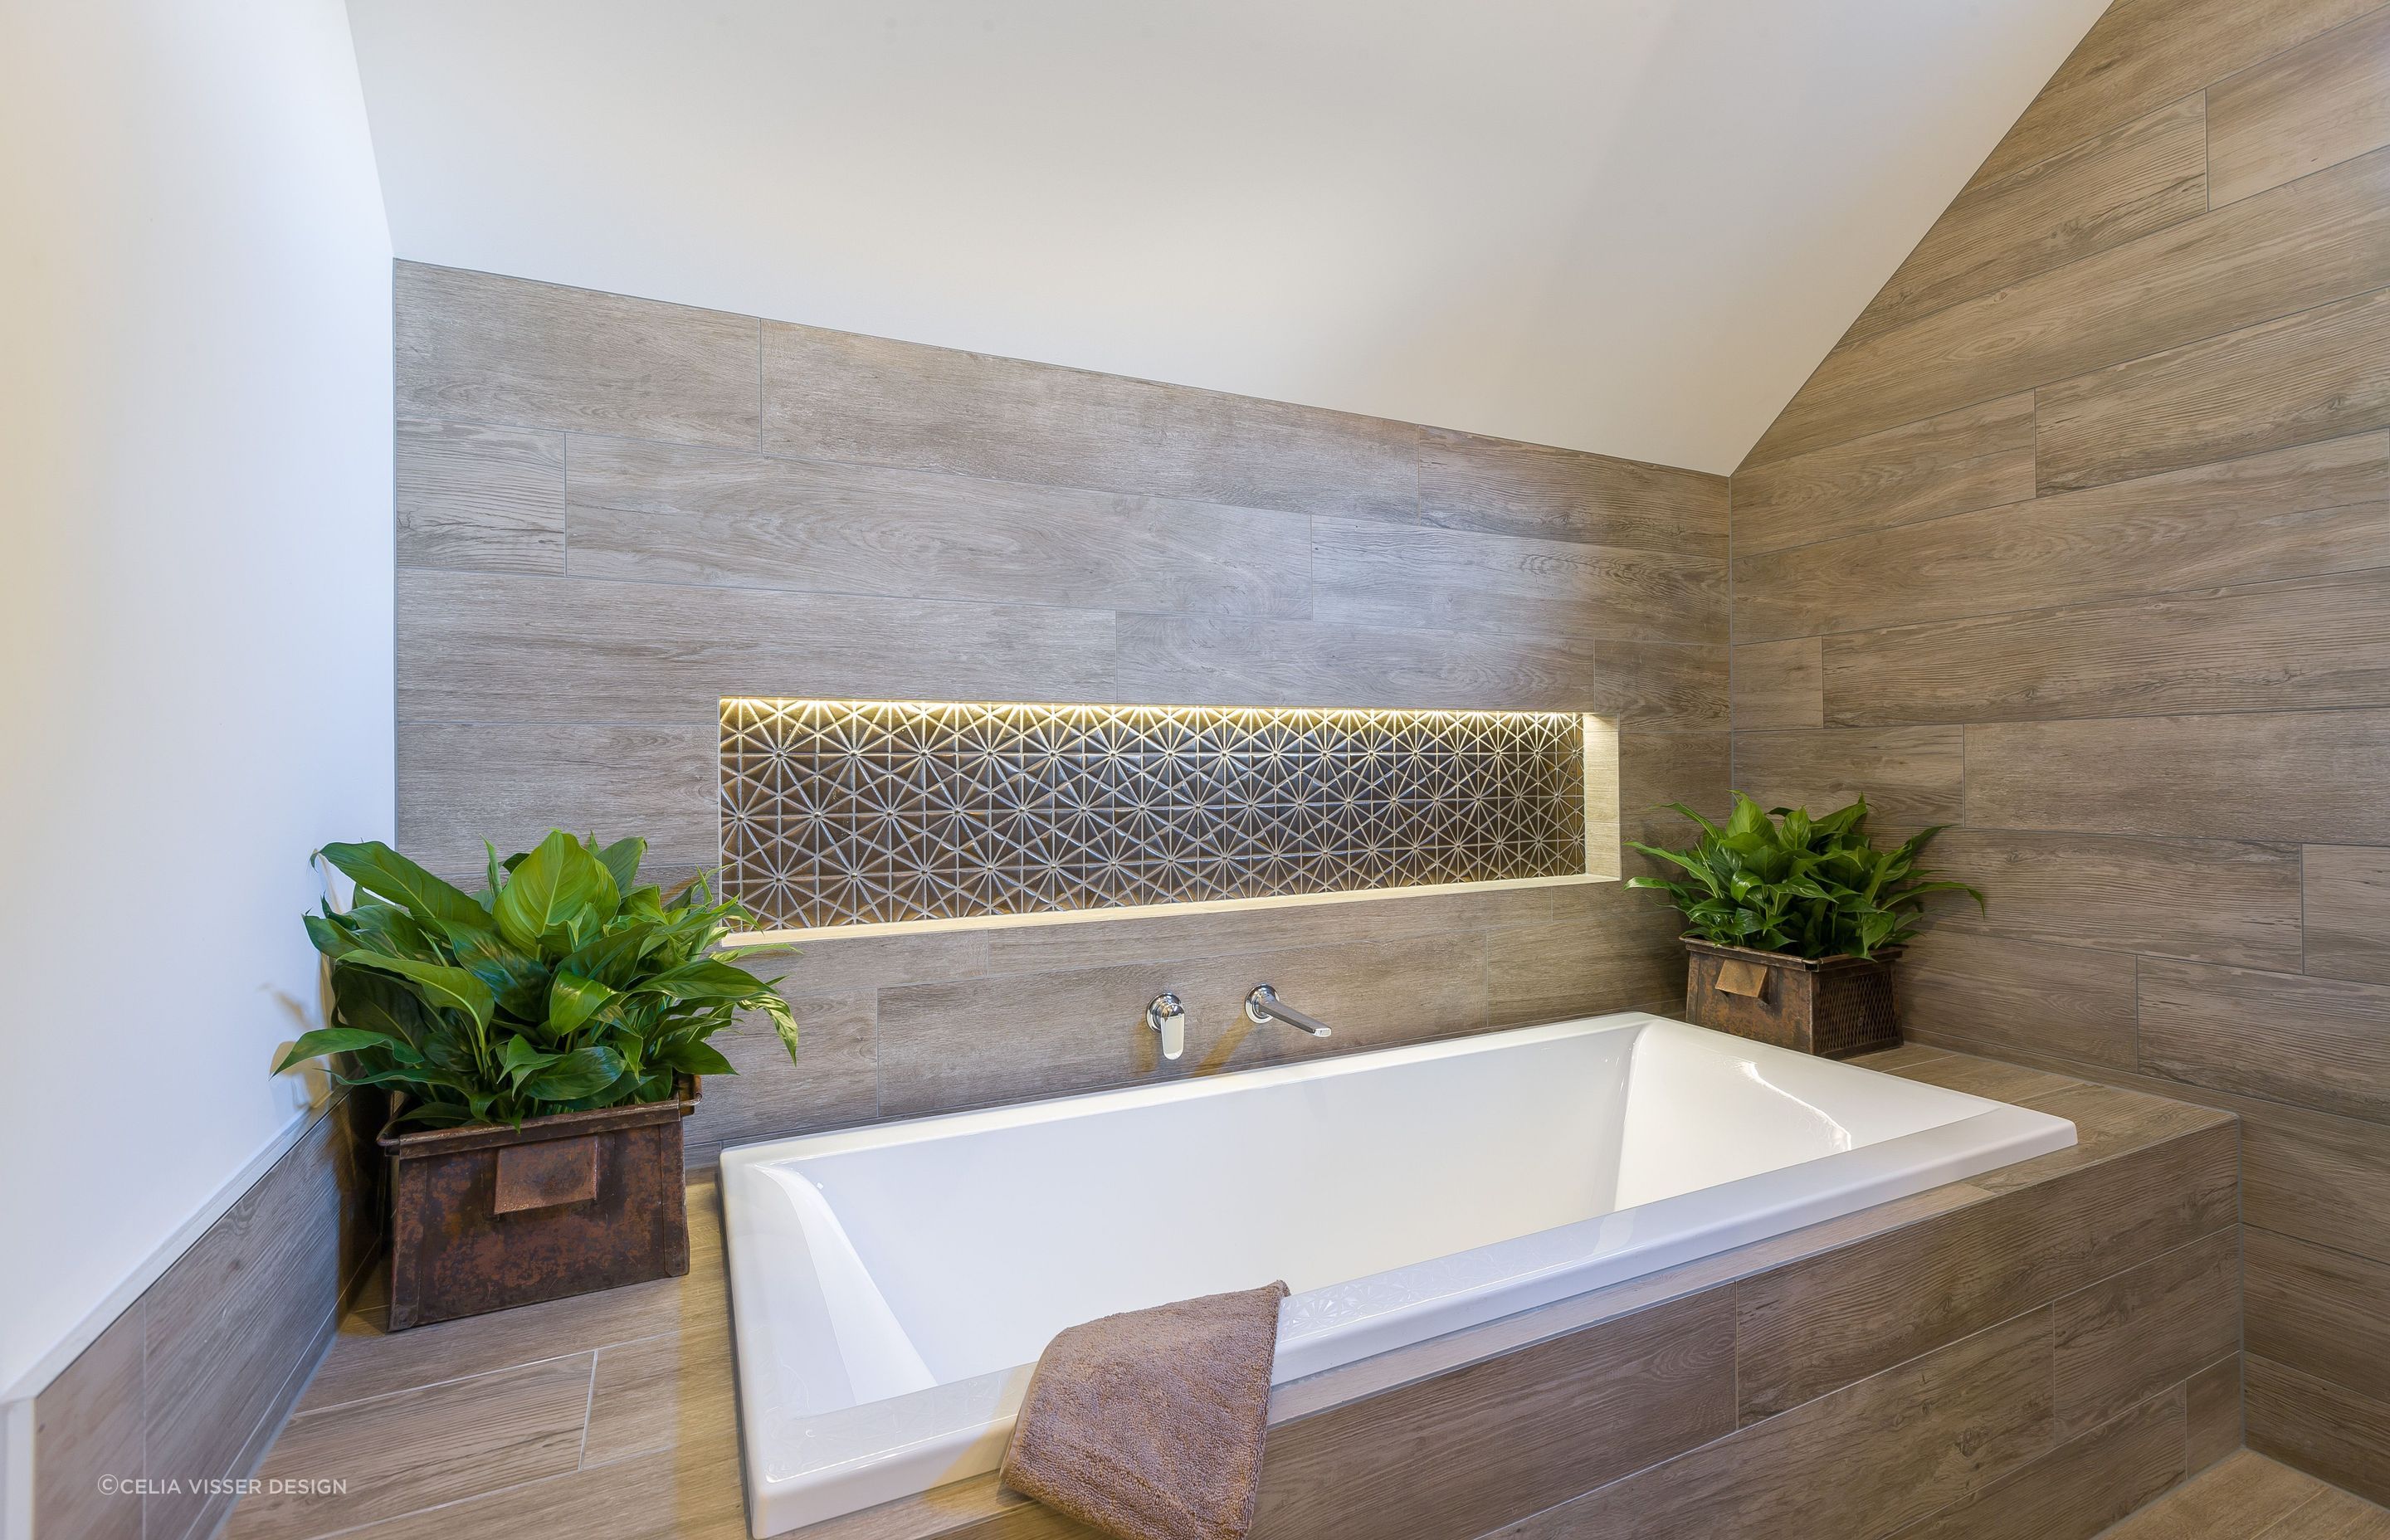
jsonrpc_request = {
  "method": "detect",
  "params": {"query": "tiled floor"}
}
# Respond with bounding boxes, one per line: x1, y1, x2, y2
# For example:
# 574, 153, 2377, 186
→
2096, 1450, 2390, 1538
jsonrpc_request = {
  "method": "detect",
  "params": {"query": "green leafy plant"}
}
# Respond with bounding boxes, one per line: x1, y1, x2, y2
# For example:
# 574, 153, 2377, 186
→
1625, 793, 1982, 959
277, 831, 797, 1128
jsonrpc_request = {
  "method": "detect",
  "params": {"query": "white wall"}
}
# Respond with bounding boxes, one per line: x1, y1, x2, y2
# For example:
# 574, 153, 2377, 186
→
0, 0, 393, 1400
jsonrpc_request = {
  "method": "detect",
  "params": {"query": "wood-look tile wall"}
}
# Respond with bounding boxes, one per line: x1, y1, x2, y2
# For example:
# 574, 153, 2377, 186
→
32, 1099, 381, 1540
391, 261, 1729, 1167
1729, 0, 2390, 1501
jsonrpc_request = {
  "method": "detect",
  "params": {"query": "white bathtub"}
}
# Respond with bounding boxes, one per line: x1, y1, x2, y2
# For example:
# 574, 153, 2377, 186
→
720, 1012, 2075, 1535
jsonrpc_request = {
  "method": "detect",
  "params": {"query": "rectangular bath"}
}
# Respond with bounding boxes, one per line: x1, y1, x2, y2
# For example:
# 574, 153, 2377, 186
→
720, 1013, 2076, 1535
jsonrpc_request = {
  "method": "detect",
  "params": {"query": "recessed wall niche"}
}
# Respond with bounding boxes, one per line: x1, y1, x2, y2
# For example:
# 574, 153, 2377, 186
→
721, 698, 1621, 933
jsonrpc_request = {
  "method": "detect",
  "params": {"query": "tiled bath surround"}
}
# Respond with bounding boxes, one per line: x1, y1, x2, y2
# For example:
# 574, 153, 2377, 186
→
209, 1046, 2246, 1540
1727, 0, 2390, 1502
392, 260, 1732, 1167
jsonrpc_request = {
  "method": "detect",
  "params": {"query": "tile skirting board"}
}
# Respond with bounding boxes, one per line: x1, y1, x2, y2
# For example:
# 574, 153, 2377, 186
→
20, 1094, 382, 1540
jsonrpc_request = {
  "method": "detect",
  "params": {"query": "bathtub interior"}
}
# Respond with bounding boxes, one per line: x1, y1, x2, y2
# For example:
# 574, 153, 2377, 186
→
726, 1015, 2025, 1416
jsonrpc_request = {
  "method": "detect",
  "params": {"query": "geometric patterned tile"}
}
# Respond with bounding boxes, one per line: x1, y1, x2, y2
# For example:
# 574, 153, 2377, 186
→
722, 699, 1588, 929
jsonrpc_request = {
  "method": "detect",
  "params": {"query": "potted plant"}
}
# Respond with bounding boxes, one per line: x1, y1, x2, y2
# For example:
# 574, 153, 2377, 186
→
277, 830, 797, 1328
1626, 793, 1980, 1058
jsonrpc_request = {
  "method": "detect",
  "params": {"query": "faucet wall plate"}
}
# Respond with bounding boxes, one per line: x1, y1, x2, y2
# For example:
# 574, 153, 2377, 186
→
1246, 983, 1333, 1037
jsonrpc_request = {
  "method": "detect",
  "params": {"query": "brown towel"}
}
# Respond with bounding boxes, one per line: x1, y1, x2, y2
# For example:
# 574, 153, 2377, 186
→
999, 1282, 1290, 1540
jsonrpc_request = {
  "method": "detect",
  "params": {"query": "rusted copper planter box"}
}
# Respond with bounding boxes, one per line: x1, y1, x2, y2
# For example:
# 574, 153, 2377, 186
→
1681, 939, 1900, 1060
378, 1079, 698, 1330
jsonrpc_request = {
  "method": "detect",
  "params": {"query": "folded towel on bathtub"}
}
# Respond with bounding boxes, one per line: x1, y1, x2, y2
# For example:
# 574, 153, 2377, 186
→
998, 1280, 1290, 1540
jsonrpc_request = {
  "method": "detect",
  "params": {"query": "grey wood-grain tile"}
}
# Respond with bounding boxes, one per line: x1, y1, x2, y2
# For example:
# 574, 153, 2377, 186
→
2249, 1355, 2390, 1509
1499, 1308, 2056, 1540
145, 1112, 347, 1540
2207, 4, 2390, 206
1415, 426, 1727, 557
2185, 1355, 2245, 1474
1729, 395, 2035, 557
398, 569, 1115, 723
1848, 96, 2207, 345
2241, 1096, 2390, 1268
2140, 958, 2390, 1121
1486, 896, 1685, 1028
223, 1354, 595, 1540
1112, 612, 1602, 713
396, 264, 759, 450
1617, 730, 1729, 850
1734, 1123, 2236, 1421
2247, 1227, 2390, 1405
395, 418, 568, 574
1733, 434, 2390, 642
1729, 638, 1822, 731
1929, 830, 2304, 971
2036, 285, 2390, 493
759, 320, 1417, 524
1248, 1287, 1734, 1540
682, 990, 879, 1164
975, 883, 1554, 977
876, 931, 1485, 1118
1593, 642, 1729, 733
1965, 707, 2390, 842
395, 722, 717, 885
32, 1301, 144, 1540
739, 929, 992, 997
1969, 0, 2378, 190
1310, 516, 1725, 646
1891, 1384, 2185, 1540
1730, 725, 1962, 832
1745, 144, 2390, 468
2304, 845, 2390, 984
1895, 929, 2139, 1070
563, 435, 1310, 619
2055, 1229, 2241, 1438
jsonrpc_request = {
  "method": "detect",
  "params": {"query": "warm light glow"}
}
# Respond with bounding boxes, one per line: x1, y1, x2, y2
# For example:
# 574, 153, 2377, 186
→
719, 696, 1620, 938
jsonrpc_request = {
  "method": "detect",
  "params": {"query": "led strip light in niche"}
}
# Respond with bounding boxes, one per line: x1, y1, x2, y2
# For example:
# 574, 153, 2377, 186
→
720, 697, 1597, 931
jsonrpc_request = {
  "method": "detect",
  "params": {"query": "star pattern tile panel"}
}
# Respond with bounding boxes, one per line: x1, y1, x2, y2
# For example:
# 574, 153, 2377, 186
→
721, 699, 1589, 929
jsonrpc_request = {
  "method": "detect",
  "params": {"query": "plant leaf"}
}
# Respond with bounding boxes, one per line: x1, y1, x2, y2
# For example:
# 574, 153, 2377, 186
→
334, 950, 496, 1034
273, 1026, 401, 1075
519, 1045, 626, 1102
318, 841, 489, 930
547, 971, 617, 1039
494, 830, 599, 951
658, 1039, 736, 1077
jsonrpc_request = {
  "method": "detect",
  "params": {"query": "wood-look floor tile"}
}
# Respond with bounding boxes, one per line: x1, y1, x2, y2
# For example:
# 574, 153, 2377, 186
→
583, 1327, 737, 1467
330, 1440, 751, 1540
2097, 1449, 2338, 1540
226, 1354, 594, 1540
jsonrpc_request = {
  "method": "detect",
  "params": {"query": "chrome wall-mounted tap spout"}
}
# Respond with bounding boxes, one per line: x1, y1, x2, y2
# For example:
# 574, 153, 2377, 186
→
1245, 983, 1332, 1037
1145, 992, 1186, 1061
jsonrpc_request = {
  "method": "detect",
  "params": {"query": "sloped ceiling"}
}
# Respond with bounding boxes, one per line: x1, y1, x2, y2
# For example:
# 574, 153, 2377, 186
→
346, 0, 2106, 475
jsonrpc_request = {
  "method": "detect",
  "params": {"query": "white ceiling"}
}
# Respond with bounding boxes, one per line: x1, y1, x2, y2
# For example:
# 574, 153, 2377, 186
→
346, 0, 2105, 475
